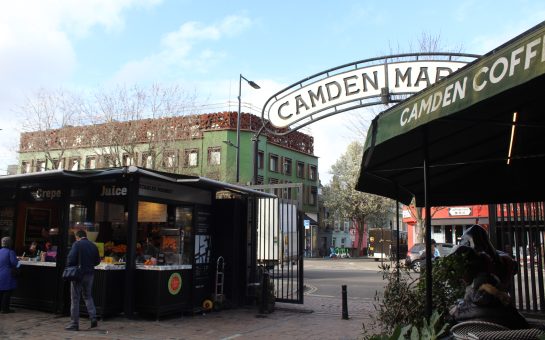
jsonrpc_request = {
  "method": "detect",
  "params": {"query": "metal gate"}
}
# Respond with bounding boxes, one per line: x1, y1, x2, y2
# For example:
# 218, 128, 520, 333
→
253, 186, 304, 304
490, 202, 545, 316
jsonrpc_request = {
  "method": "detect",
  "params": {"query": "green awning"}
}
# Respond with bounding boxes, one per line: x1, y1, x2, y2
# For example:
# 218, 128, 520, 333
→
357, 21, 545, 207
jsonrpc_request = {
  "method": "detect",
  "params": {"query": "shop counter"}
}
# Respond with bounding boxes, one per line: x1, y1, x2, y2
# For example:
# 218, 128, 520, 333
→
79, 263, 126, 318
12, 260, 60, 313
135, 264, 192, 319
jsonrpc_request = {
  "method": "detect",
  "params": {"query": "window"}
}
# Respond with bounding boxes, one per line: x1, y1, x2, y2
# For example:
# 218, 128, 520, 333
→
102, 154, 115, 167
344, 221, 350, 231
36, 160, 46, 172
184, 149, 199, 167
296, 161, 305, 178
269, 154, 279, 172
309, 165, 317, 181
332, 237, 336, 247
284, 158, 292, 175
310, 186, 318, 206
163, 150, 177, 168
68, 157, 80, 171
52, 159, 63, 170
208, 147, 221, 166
85, 156, 97, 169
122, 154, 134, 166
21, 161, 31, 174
142, 152, 153, 168
257, 151, 264, 169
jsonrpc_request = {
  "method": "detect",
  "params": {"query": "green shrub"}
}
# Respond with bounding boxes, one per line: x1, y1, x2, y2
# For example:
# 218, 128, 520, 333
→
363, 254, 469, 339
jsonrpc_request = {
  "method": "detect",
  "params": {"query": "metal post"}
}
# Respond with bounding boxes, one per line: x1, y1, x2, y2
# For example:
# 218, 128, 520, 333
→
236, 74, 260, 184
236, 74, 242, 183
252, 125, 265, 185
341, 285, 349, 319
423, 129, 433, 319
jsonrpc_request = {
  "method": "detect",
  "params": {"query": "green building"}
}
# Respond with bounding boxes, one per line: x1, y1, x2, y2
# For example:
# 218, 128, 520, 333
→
18, 111, 319, 213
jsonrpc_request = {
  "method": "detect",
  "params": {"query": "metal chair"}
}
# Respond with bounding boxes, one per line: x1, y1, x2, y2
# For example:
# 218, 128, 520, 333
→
450, 321, 508, 340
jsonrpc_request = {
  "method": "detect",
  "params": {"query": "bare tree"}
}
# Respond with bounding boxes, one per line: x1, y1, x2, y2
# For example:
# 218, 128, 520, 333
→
87, 84, 197, 171
19, 84, 198, 173
346, 33, 463, 243
19, 88, 83, 171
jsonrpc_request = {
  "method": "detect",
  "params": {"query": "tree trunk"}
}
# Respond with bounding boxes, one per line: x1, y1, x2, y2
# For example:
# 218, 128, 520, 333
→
356, 217, 366, 256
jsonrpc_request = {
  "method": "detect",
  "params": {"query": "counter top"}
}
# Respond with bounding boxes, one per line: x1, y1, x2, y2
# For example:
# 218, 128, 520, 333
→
95, 263, 126, 270
17, 261, 192, 270
18, 260, 56, 267
136, 264, 192, 271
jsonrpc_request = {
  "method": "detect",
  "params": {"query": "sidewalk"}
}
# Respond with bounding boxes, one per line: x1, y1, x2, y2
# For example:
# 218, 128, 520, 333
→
0, 259, 380, 339
0, 295, 374, 340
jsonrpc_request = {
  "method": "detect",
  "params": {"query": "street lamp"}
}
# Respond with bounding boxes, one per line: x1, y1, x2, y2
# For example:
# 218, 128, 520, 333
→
236, 74, 260, 183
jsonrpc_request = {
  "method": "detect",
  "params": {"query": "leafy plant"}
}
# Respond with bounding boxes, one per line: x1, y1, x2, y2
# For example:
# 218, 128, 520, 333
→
362, 254, 469, 339
365, 311, 447, 340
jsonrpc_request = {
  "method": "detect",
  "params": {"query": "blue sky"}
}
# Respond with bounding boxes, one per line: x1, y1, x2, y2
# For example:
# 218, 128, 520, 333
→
1, 0, 545, 182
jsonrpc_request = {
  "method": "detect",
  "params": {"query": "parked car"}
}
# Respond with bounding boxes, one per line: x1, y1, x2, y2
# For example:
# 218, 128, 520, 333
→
405, 242, 456, 272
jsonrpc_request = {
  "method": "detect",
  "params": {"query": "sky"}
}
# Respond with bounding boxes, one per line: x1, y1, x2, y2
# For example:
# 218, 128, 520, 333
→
1, 0, 545, 183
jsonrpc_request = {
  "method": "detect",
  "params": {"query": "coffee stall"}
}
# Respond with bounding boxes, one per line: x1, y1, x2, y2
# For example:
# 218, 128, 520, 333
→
0, 166, 273, 318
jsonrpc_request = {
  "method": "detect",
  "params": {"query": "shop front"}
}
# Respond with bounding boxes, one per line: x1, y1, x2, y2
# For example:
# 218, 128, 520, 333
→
0, 167, 273, 318
402, 205, 489, 248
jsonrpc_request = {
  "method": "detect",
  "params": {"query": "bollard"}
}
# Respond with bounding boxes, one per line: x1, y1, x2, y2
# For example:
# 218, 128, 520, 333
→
341, 285, 349, 320
259, 271, 269, 314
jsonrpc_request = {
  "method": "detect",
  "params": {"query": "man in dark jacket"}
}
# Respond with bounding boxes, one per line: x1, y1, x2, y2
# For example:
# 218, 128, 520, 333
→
65, 229, 101, 331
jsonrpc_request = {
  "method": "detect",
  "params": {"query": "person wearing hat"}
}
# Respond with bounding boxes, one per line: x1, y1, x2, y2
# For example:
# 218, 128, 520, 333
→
0, 236, 19, 313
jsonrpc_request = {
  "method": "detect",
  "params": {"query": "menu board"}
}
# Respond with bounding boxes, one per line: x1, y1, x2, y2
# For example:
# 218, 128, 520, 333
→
195, 209, 211, 235
25, 208, 51, 243
138, 201, 167, 223
193, 206, 212, 291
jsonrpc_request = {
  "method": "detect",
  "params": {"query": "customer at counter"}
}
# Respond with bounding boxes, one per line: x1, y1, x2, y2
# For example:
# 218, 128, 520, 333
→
24, 241, 40, 258
0, 236, 19, 314
65, 230, 100, 331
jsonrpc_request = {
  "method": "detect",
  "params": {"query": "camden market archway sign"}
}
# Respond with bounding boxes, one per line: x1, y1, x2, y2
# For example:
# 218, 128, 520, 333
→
261, 53, 479, 135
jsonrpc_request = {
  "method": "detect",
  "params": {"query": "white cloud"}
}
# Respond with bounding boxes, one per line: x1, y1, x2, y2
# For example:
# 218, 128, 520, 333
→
0, 0, 160, 174
109, 15, 253, 84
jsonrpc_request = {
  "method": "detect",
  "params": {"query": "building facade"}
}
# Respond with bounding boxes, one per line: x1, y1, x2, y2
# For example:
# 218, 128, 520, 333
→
17, 112, 319, 213
403, 205, 489, 248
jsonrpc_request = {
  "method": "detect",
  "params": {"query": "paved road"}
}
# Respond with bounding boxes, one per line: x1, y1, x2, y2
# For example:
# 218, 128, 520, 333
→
0, 258, 385, 340
305, 259, 384, 315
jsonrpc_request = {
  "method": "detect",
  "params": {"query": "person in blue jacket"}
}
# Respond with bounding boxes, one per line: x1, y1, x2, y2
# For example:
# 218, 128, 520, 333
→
0, 236, 19, 313
65, 229, 101, 331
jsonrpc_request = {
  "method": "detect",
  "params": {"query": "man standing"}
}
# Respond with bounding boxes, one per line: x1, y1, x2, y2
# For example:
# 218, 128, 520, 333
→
65, 229, 101, 331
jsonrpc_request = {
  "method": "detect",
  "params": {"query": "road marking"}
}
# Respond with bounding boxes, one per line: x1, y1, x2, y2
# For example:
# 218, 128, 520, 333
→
304, 284, 318, 295
306, 293, 335, 298
222, 334, 242, 339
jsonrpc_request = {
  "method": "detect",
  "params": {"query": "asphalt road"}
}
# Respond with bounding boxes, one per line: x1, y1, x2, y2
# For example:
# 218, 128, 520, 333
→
301, 258, 388, 318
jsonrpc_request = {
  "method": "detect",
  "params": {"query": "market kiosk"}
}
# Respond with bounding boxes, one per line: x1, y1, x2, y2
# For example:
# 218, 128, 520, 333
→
0, 167, 273, 318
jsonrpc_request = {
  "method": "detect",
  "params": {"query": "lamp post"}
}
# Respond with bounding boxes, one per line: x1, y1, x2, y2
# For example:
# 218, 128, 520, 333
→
236, 74, 260, 183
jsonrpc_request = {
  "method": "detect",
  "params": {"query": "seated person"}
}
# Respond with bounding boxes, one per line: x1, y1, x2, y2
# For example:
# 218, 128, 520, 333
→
44, 242, 57, 262
449, 267, 528, 329
24, 241, 40, 258
449, 237, 528, 330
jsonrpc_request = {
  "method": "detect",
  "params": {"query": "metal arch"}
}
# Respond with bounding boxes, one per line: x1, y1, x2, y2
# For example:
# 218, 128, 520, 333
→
260, 52, 480, 136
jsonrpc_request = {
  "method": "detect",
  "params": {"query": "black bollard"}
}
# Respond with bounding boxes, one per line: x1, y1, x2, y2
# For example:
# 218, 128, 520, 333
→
260, 271, 269, 314
342, 285, 349, 319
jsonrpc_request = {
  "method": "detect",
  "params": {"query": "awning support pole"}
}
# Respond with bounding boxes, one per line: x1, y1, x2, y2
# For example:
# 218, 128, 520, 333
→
423, 129, 433, 319
396, 194, 400, 279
